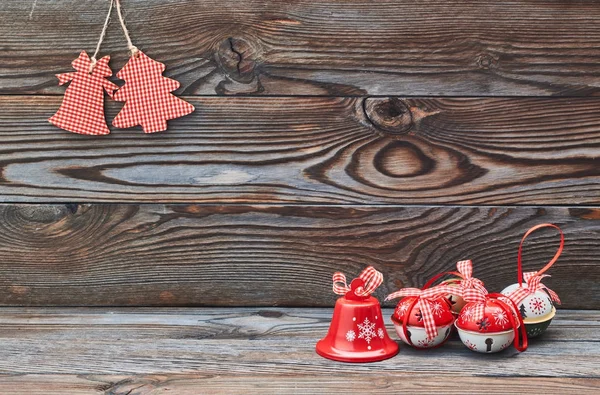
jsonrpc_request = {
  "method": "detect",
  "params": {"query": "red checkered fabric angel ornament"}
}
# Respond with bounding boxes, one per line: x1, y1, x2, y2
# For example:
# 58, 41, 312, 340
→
49, 51, 118, 136
112, 51, 194, 133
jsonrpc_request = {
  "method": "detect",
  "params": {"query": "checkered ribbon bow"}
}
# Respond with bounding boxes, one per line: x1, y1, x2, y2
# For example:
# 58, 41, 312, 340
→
506, 272, 561, 305
460, 286, 489, 322
332, 266, 383, 298
505, 223, 564, 306
455, 260, 487, 295
386, 285, 457, 339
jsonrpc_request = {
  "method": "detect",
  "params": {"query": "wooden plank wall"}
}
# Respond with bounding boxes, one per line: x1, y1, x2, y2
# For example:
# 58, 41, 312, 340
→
0, 0, 598, 308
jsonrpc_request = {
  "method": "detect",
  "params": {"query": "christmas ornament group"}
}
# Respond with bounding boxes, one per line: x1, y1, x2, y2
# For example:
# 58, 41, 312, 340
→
316, 223, 563, 361
49, 0, 194, 136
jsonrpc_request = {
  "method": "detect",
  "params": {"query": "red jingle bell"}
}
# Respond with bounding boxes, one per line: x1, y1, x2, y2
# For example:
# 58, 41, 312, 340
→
386, 284, 456, 349
316, 267, 399, 363
391, 295, 454, 348
455, 289, 527, 354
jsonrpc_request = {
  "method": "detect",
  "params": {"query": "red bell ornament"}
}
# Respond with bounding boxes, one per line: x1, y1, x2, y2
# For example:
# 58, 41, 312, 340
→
316, 267, 399, 363
386, 284, 456, 348
501, 224, 564, 338
455, 287, 527, 353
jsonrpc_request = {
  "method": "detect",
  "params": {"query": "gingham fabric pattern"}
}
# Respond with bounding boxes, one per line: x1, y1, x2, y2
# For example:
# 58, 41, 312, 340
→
461, 285, 488, 322
113, 51, 194, 133
332, 266, 383, 297
49, 51, 118, 136
456, 260, 488, 297
386, 285, 459, 339
506, 271, 561, 305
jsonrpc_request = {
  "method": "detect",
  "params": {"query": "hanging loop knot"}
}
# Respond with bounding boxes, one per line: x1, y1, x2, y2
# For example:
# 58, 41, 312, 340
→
506, 223, 564, 306
386, 284, 457, 340
89, 57, 98, 74
129, 45, 139, 57
332, 266, 383, 300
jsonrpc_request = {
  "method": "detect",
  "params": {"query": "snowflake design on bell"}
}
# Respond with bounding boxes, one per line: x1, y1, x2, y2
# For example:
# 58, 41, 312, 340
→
461, 306, 475, 323
529, 297, 546, 315
346, 330, 356, 342
417, 338, 435, 348
430, 301, 444, 317
464, 339, 477, 351
396, 302, 410, 317
377, 328, 385, 339
357, 317, 377, 344
493, 310, 509, 326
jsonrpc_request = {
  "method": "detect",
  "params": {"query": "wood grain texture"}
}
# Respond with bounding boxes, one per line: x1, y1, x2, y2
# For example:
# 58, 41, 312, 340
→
0, 307, 597, 382
0, 204, 597, 308
3, 0, 600, 96
1, 96, 599, 204
0, 374, 599, 395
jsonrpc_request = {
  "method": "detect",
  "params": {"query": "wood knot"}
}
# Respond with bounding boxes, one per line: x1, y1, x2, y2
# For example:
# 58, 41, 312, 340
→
363, 97, 413, 135
476, 53, 499, 70
216, 37, 259, 84
11, 205, 72, 223
256, 310, 284, 318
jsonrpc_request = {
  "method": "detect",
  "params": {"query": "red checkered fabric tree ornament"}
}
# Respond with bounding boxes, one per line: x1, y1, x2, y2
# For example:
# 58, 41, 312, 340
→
112, 51, 194, 133
112, 0, 194, 133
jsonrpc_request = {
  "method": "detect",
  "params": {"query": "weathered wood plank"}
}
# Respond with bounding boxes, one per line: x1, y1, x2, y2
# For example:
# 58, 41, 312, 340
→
0, 308, 597, 380
0, 204, 597, 308
1, 374, 599, 395
1, 96, 599, 204
3, 0, 600, 96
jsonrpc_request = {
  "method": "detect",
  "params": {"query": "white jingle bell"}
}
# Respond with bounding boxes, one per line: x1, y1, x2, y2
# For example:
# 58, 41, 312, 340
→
502, 223, 564, 338
501, 282, 556, 338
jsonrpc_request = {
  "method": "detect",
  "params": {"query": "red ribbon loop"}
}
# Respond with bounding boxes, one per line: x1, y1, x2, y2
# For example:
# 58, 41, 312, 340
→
332, 266, 383, 299
488, 293, 528, 352
386, 284, 458, 340
507, 224, 563, 305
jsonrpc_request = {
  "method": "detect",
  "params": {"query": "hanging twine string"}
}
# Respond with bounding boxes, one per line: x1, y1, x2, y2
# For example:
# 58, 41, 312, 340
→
90, 0, 114, 73
89, 0, 139, 73
115, 0, 139, 57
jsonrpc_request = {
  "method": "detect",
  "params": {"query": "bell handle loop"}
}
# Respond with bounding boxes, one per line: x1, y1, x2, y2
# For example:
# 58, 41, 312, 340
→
356, 267, 383, 297
489, 293, 528, 352
332, 266, 383, 299
517, 224, 564, 286
332, 272, 350, 296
